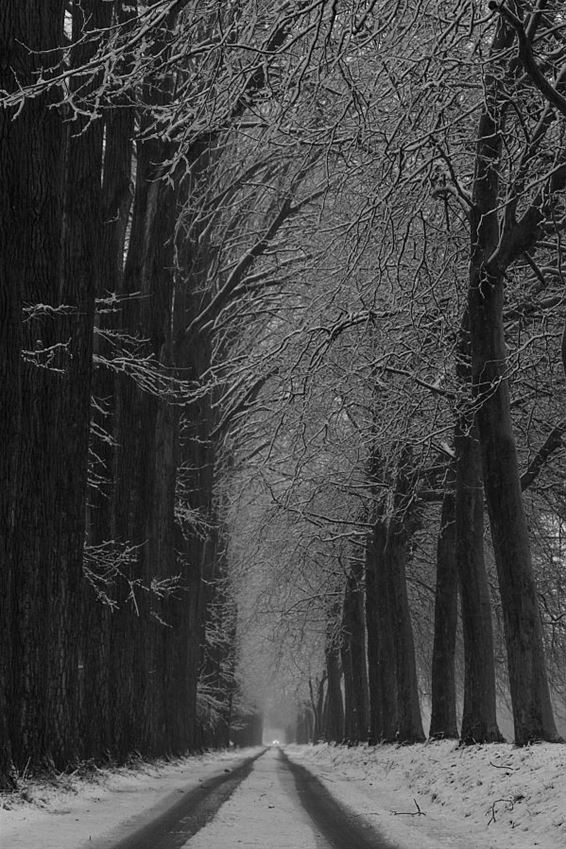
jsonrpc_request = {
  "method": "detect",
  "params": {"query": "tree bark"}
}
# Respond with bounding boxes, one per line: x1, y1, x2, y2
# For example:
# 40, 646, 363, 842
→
365, 523, 398, 742
323, 633, 344, 743
467, 15, 560, 744
82, 45, 135, 760
429, 465, 459, 740
3, 0, 79, 770
387, 452, 425, 743
455, 418, 503, 743
341, 557, 369, 743
469, 264, 559, 743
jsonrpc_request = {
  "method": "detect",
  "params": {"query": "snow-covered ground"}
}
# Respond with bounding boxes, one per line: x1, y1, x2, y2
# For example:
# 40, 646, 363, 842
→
285, 741, 566, 849
0, 748, 260, 849
1, 741, 565, 848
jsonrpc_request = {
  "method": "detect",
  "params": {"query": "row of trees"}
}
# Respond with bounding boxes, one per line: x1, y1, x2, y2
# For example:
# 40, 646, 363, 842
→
224, 0, 566, 748
2, 0, 566, 786
0, 0, 333, 786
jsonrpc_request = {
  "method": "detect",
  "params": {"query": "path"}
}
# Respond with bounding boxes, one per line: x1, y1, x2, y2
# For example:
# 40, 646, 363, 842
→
101, 747, 394, 849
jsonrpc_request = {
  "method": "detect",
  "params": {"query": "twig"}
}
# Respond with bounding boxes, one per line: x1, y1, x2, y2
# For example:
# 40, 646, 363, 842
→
392, 798, 426, 816
487, 796, 514, 825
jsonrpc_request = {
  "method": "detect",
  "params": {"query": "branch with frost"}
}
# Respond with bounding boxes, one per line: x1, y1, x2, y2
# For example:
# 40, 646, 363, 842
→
83, 540, 182, 615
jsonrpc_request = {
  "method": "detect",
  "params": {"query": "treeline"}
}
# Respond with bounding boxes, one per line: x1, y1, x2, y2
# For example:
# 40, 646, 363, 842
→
3, 0, 566, 788
224, 1, 566, 750
0, 0, 323, 786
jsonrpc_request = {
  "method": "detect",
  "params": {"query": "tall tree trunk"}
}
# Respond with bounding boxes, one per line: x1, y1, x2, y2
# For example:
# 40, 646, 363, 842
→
82, 51, 135, 760
455, 418, 503, 743
365, 522, 398, 742
429, 464, 458, 740
0, 0, 30, 786
5, 0, 74, 770
453, 312, 502, 744
308, 675, 326, 742
468, 16, 559, 745
341, 601, 355, 743
323, 638, 344, 743
469, 265, 559, 743
341, 556, 369, 743
387, 451, 425, 743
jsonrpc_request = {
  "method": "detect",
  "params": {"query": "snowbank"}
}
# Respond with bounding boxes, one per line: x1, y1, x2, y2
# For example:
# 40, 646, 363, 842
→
286, 740, 566, 849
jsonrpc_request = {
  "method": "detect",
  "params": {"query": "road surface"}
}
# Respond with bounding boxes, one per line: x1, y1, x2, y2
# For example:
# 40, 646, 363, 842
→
104, 747, 395, 849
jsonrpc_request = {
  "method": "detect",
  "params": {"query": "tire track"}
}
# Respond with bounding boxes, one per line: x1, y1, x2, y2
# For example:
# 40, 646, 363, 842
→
102, 749, 267, 849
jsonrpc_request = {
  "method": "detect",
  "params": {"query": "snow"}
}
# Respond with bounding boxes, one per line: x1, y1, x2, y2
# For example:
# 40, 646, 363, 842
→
285, 741, 566, 849
0, 749, 261, 849
1, 741, 565, 849
185, 748, 320, 848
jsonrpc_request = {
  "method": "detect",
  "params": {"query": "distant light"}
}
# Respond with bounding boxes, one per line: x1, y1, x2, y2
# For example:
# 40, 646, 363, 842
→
272, 739, 280, 746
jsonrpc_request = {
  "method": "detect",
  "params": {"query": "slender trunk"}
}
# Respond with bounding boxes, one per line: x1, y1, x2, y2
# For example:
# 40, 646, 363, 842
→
366, 522, 398, 742
350, 557, 369, 742
82, 60, 134, 760
309, 676, 326, 742
387, 454, 425, 743
324, 640, 344, 743
341, 556, 369, 743
0, 0, 29, 786
429, 465, 459, 740
340, 602, 355, 742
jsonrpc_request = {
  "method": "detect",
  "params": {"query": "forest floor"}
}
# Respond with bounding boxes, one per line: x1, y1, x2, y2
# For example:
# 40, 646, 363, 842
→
1, 741, 565, 848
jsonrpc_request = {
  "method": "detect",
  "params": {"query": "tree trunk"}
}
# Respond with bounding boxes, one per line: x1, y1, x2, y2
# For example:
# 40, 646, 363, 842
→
341, 600, 355, 742
341, 556, 369, 743
82, 56, 134, 761
387, 454, 425, 743
455, 418, 503, 743
469, 263, 559, 743
365, 523, 398, 742
323, 641, 344, 743
4, 0, 79, 770
429, 465, 459, 740
467, 14, 560, 744
309, 675, 326, 742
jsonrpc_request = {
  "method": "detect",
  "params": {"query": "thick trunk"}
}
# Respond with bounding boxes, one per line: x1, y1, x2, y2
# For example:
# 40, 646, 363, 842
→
466, 14, 559, 745
429, 468, 458, 740
469, 264, 559, 744
453, 312, 502, 744
455, 418, 503, 743
4, 0, 74, 770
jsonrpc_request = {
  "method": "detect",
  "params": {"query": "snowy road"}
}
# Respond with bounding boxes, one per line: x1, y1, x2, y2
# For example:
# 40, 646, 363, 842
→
4, 741, 566, 849
107, 747, 392, 849
183, 747, 390, 849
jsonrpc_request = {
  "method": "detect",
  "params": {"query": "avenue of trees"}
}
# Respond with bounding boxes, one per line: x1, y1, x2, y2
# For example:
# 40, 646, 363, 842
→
2, 0, 566, 786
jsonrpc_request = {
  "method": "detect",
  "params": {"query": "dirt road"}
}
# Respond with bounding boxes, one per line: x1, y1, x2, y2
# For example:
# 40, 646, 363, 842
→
100, 747, 393, 849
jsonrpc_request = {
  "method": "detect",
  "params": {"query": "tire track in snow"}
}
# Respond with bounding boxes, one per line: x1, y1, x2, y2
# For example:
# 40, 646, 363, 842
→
279, 749, 398, 849
102, 748, 267, 849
